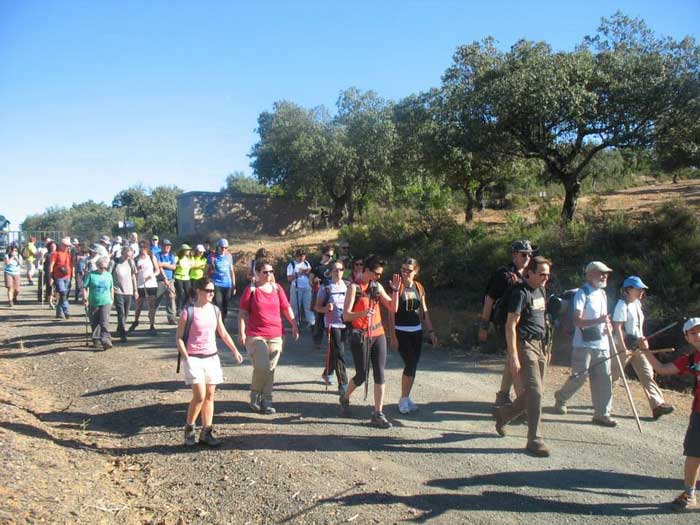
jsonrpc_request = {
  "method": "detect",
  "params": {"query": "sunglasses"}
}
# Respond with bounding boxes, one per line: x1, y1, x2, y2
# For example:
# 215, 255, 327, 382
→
204, 288, 215, 293
331, 267, 342, 272
372, 270, 383, 278
261, 270, 274, 275
354, 262, 364, 267
401, 267, 414, 273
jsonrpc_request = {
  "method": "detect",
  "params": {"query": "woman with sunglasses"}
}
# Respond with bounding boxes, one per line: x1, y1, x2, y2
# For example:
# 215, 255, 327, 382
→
239, 260, 299, 414
389, 258, 438, 414
178, 278, 243, 446
340, 255, 401, 428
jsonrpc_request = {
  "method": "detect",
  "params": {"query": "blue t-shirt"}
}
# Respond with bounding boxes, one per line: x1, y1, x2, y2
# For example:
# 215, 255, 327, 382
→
157, 252, 176, 280
211, 253, 233, 288
150, 244, 162, 257
4, 255, 22, 275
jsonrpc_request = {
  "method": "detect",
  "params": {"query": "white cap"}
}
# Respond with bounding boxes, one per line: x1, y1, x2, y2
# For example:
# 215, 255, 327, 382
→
195, 244, 205, 252
683, 318, 700, 333
585, 261, 613, 274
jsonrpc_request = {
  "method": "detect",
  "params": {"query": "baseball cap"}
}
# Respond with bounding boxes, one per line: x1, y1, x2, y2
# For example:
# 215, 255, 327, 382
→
195, 244, 205, 252
61, 236, 72, 247
115, 235, 123, 243
622, 276, 648, 289
100, 235, 111, 244
180, 244, 192, 251
72, 238, 79, 245
511, 240, 533, 253
683, 318, 700, 333
585, 261, 613, 274
217, 238, 229, 248
162, 239, 172, 246
152, 235, 159, 241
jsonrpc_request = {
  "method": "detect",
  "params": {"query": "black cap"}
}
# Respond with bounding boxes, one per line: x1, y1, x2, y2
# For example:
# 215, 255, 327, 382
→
511, 240, 533, 253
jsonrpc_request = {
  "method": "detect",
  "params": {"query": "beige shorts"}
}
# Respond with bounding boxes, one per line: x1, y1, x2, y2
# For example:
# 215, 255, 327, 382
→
183, 354, 223, 385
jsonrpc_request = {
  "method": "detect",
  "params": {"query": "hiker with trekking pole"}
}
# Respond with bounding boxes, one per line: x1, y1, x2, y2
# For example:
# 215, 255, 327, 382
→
314, 259, 349, 397
553, 261, 618, 427
178, 278, 243, 447
611, 276, 674, 420
239, 259, 299, 415
388, 258, 438, 415
340, 255, 401, 429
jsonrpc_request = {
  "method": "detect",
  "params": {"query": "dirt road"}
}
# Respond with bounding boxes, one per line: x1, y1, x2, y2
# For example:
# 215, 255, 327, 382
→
1, 298, 697, 524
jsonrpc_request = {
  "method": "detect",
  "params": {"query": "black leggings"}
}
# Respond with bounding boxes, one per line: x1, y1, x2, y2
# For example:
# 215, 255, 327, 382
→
214, 286, 232, 319
323, 326, 348, 386
396, 329, 423, 378
174, 279, 191, 315
350, 332, 387, 386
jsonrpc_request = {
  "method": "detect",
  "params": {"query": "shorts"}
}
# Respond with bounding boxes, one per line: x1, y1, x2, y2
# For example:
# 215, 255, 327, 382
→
183, 354, 223, 385
137, 287, 157, 298
4, 273, 20, 289
683, 412, 700, 457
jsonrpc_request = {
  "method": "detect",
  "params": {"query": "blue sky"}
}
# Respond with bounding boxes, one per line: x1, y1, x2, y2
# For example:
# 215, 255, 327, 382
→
1, 0, 698, 229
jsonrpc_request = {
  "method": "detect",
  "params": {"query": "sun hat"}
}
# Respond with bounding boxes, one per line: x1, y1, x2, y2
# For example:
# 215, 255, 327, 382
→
61, 236, 72, 247
511, 240, 533, 253
622, 276, 648, 289
683, 318, 700, 333
585, 261, 613, 274
180, 244, 192, 251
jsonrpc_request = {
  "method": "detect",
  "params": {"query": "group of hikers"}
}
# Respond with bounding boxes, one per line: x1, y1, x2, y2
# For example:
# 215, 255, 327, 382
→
4, 234, 700, 512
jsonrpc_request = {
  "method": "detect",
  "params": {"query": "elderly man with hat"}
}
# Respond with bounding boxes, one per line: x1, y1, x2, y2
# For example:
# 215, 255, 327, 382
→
49, 237, 75, 319
554, 261, 617, 427
150, 235, 161, 257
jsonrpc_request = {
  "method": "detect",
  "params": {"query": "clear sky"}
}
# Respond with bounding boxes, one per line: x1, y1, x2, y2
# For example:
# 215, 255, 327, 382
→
1, 0, 698, 229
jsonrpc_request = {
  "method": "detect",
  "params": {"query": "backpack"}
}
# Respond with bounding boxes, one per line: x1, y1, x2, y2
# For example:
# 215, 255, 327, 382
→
489, 266, 521, 327
176, 303, 221, 373
321, 282, 347, 308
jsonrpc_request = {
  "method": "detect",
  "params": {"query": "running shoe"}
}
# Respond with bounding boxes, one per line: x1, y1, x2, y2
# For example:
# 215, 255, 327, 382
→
407, 398, 419, 412
370, 411, 392, 429
184, 424, 197, 447
199, 426, 222, 447
672, 491, 698, 512
398, 397, 411, 415
260, 399, 276, 415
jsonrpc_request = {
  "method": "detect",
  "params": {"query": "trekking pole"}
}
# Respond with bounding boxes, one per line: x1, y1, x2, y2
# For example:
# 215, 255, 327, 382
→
571, 320, 678, 379
324, 325, 332, 392
83, 304, 91, 347
363, 298, 375, 402
606, 324, 642, 433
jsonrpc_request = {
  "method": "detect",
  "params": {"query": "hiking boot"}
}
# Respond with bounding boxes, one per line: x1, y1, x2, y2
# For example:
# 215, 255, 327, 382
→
494, 406, 507, 437
102, 340, 113, 351
127, 321, 138, 333
652, 403, 674, 420
199, 426, 222, 447
553, 393, 567, 415
526, 441, 551, 458
494, 390, 512, 407
339, 394, 351, 416
398, 397, 411, 415
64, 313, 71, 320
184, 424, 197, 446
592, 415, 618, 427
370, 411, 392, 429
249, 392, 261, 413
260, 399, 276, 415
92, 339, 101, 349
672, 491, 698, 512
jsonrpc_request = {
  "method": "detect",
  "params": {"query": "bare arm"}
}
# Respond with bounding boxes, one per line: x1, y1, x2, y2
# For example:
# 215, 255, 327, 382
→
505, 312, 521, 375
282, 306, 299, 340
641, 349, 680, 375
217, 314, 243, 363
238, 309, 248, 346
342, 284, 369, 322
573, 308, 608, 329
421, 294, 438, 347
175, 314, 188, 359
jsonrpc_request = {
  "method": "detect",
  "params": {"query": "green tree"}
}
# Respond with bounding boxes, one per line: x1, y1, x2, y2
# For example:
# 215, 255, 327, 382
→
222, 171, 271, 194
112, 185, 182, 235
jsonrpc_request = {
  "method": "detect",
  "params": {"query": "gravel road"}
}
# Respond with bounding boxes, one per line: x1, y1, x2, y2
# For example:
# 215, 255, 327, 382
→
1, 298, 697, 524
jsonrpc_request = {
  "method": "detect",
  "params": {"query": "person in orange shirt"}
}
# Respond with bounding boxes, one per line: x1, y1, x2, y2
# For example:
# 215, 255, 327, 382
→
340, 255, 400, 429
49, 237, 74, 319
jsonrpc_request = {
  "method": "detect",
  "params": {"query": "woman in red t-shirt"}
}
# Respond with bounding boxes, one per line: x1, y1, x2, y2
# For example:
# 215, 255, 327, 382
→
239, 259, 299, 415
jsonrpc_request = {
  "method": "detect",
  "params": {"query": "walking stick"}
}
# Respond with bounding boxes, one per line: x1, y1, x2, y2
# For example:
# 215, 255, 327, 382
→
606, 324, 642, 433
83, 304, 91, 347
324, 325, 332, 392
363, 298, 376, 402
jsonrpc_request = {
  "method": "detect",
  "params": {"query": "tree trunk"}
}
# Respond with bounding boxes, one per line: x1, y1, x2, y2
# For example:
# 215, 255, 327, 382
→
561, 177, 581, 222
330, 196, 347, 227
464, 189, 475, 223
475, 184, 486, 212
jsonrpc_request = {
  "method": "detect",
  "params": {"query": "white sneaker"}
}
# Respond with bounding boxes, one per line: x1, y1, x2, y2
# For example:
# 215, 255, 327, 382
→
398, 397, 411, 414
407, 398, 419, 412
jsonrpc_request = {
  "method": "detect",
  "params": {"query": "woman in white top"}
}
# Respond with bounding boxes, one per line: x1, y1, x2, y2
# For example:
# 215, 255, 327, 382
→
130, 240, 161, 335
612, 275, 673, 420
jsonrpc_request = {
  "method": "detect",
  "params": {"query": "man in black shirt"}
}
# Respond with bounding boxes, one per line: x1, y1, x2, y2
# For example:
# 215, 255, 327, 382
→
494, 255, 552, 457
479, 240, 533, 411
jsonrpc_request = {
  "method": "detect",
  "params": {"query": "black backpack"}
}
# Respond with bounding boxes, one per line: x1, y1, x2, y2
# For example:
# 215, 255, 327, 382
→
488, 266, 520, 327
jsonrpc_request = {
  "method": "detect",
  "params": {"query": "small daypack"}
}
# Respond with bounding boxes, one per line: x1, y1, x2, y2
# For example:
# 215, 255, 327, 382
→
488, 266, 520, 327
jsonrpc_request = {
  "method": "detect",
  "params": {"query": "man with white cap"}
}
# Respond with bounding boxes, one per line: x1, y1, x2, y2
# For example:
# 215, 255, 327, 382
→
49, 237, 74, 319
554, 261, 617, 427
612, 275, 674, 420
642, 318, 700, 511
